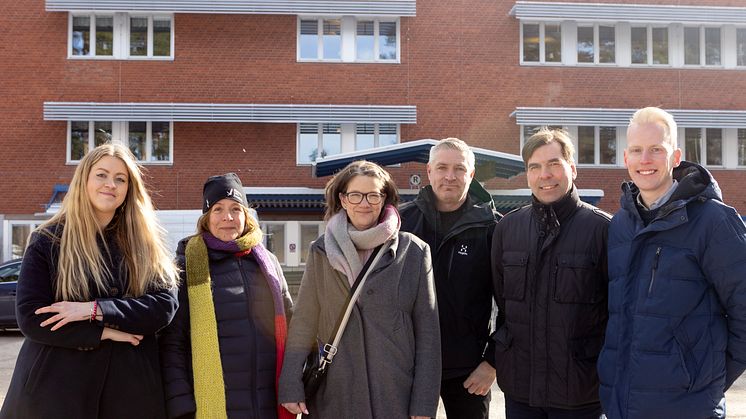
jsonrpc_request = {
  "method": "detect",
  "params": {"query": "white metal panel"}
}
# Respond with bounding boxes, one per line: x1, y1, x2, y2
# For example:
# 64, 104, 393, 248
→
47, 0, 416, 16
514, 107, 746, 128
511, 1, 746, 25
44, 102, 417, 124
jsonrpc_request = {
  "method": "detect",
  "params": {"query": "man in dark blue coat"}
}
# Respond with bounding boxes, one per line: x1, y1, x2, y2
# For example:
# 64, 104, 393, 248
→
598, 107, 746, 419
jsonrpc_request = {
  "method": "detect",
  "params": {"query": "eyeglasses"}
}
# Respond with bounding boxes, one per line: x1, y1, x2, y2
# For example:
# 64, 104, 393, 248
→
343, 192, 385, 205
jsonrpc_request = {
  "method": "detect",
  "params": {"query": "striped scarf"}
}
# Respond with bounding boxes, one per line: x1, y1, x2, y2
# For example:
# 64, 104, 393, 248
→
185, 229, 294, 419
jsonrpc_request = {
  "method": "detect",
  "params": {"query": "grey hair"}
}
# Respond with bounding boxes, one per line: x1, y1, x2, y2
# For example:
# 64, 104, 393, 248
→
428, 137, 476, 171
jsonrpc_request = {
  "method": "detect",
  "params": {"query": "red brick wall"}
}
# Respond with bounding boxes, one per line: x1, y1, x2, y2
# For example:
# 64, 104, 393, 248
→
1, 0, 745, 216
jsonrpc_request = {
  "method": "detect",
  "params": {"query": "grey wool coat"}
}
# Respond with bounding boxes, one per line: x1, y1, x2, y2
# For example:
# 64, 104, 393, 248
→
278, 231, 441, 418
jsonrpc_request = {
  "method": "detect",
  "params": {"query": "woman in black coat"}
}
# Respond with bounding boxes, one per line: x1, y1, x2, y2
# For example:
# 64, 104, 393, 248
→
159, 173, 294, 419
0, 144, 180, 419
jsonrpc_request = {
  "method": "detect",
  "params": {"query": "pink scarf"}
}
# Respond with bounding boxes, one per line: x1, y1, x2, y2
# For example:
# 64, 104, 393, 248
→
324, 205, 400, 286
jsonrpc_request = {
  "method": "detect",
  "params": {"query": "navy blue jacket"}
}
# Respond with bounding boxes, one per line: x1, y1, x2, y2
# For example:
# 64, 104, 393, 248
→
599, 161, 746, 419
159, 237, 293, 419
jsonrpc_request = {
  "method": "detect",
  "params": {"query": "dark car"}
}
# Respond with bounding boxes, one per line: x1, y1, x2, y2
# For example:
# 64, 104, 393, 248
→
0, 259, 21, 329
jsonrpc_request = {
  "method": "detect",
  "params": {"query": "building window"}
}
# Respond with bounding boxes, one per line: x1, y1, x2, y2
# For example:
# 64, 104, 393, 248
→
70, 14, 173, 59
684, 128, 723, 166
738, 28, 746, 67
3, 220, 44, 261
67, 121, 173, 163
262, 223, 286, 265
298, 123, 400, 164
521, 125, 565, 147
631, 26, 669, 65
299, 17, 398, 62
298, 123, 341, 163
577, 24, 615, 64
685, 26, 721, 66
738, 129, 746, 166
356, 20, 397, 61
577, 126, 617, 165
300, 223, 323, 264
355, 123, 398, 150
522, 22, 561, 63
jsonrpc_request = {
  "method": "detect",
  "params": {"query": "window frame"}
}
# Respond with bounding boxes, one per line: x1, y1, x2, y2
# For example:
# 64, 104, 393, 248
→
354, 123, 400, 150
737, 27, 746, 68
297, 16, 400, 63
683, 25, 723, 67
66, 120, 174, 164
630, 24, 671, 67
738, 128, 746, 167
3, 220, 44, 261
576, 23, 616, 65
520, 21, 562, 65
261, 221, 288, 266
575, 126, 619, 166
298, 222, 324, 265
682, 127, 724, 167
296, 122, 401, 165
68, 13, 174, 60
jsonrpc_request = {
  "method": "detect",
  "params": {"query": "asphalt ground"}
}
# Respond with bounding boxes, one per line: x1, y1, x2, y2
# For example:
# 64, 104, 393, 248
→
0, 331, 745, 418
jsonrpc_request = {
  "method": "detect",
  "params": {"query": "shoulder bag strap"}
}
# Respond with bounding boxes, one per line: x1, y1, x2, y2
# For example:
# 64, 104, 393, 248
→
320, 242, 387, 366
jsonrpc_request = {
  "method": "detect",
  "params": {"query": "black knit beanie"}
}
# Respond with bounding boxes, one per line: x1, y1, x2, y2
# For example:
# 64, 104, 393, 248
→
202, 173, 249, 213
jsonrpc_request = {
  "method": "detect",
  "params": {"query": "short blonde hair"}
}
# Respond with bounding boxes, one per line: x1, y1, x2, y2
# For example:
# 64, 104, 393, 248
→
629, 107, 678, 148
428, 138, 476, 172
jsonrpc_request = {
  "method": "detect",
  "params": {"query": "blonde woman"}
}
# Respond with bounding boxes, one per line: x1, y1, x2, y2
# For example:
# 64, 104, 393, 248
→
1, 144, 179, 419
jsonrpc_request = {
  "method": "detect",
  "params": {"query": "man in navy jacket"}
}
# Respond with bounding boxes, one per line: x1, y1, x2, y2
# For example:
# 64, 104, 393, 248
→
598, 107, 746, 419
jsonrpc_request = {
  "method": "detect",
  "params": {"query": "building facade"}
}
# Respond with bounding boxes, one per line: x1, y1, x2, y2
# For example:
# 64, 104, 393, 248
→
2, 0, 746, 269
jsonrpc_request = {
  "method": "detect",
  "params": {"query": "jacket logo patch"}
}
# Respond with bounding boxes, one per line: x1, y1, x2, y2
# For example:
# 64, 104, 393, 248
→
458, 244, 468, 256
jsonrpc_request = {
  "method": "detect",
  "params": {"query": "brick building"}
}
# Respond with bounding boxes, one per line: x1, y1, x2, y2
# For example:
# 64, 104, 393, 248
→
2, 0, 746, 272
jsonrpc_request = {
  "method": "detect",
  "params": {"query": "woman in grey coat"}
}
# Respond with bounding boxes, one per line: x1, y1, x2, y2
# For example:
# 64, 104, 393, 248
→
279, 160, 441, 419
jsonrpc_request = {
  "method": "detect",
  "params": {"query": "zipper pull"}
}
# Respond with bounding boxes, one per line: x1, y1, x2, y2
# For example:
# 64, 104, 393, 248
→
648, 247, 662, 295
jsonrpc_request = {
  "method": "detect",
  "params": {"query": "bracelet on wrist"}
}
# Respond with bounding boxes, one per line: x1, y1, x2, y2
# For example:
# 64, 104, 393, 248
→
90, 300, 98, 323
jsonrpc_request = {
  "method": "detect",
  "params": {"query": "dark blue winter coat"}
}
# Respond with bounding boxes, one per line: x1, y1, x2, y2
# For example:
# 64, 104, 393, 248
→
598, 161, 746, 419
159, 237, 293, 419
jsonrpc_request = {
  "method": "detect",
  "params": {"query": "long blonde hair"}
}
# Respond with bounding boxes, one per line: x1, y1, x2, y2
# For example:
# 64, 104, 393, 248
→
40, 143, 178, 301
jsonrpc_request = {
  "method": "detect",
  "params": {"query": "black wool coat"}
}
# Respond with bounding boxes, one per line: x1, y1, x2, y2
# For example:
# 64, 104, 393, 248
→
0, 225, 179, 419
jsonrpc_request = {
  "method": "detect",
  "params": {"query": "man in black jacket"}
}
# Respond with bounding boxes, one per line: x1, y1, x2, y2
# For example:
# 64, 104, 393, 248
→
491, 128, 609, 419
400, 137, 499, 419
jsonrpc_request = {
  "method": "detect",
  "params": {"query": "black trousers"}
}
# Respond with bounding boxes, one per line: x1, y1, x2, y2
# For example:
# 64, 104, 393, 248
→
440, 375, 491, 419
505, 395, 602, 419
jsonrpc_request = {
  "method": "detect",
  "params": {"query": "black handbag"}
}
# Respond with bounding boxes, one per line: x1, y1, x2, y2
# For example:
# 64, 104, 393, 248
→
301, 245, 384, 399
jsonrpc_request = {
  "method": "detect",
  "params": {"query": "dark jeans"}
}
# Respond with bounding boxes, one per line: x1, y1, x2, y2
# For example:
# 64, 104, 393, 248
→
440, 375, 491, 419
505, 395, 602, 419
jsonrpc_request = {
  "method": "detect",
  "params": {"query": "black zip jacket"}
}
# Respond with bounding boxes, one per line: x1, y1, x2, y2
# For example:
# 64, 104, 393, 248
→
491, 187, 610, 409
400, 180, 499, 379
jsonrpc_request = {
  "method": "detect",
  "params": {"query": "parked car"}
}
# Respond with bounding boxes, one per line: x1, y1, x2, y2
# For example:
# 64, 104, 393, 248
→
0, 259, 21, 330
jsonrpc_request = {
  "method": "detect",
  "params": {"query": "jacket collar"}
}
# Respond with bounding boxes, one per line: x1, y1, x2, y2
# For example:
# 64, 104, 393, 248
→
412, 179, 498, 228
620, 160, 722, 219
531, 185, 582, 227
